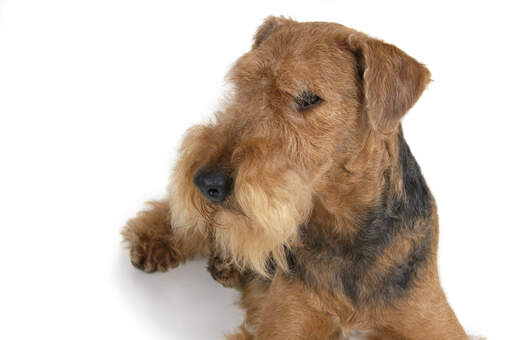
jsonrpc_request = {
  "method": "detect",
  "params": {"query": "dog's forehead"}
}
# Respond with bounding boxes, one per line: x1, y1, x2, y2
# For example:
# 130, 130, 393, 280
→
230, 22, 355, 94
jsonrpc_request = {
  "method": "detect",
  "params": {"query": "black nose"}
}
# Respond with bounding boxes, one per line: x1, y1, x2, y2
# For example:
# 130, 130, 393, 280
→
193, 169, 232, 203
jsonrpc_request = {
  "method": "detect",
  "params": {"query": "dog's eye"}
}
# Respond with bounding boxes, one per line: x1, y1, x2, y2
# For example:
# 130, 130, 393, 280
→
294, 91, 323, 111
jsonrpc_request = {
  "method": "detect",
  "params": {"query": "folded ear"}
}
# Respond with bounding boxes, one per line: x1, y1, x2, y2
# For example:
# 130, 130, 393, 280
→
252, 16, 294, 49
347, 32, 431, 134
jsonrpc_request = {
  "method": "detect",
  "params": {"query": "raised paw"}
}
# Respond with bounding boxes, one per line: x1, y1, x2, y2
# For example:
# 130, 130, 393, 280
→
122, 200, 186, 273
128, 238, 182, 273
207, 255, 245, 289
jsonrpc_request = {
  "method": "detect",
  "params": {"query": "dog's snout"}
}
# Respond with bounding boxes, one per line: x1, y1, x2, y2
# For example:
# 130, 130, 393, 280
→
193, 169, 232, 203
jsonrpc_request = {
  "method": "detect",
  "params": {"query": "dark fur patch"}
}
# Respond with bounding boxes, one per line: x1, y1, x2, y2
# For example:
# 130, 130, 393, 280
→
398, 132, 431, 221
381, 233, 430, 293
292, 133, 432, 305
265, 245, 297, 277
340, 273, 360, 304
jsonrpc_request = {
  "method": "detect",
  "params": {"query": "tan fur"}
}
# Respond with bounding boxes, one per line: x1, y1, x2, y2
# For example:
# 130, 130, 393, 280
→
122, 17, 472, 339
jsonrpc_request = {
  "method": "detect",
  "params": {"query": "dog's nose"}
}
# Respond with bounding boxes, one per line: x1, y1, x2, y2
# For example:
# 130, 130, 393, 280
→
193, 169, 232, 203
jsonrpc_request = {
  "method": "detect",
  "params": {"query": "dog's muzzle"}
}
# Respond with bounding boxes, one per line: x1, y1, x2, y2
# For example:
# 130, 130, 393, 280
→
193, 169, 232, 203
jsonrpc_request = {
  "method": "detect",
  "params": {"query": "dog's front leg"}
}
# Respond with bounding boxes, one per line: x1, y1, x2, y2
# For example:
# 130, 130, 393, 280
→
122, 200, 210, 272
254, 272, 340, 340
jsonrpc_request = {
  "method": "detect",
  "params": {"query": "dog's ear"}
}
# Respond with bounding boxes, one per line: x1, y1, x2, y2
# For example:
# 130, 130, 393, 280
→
253, 16, 293, 49
347, 32, 431, 134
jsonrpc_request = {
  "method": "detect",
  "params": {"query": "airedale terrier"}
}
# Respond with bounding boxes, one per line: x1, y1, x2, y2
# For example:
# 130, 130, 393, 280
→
123, 17, 470, 339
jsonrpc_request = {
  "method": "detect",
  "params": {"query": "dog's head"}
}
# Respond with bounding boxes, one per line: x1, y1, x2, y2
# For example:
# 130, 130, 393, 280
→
170, 17, 430, 276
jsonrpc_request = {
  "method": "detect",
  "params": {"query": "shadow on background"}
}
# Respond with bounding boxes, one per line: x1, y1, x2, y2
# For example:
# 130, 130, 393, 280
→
115, 249, 244, 339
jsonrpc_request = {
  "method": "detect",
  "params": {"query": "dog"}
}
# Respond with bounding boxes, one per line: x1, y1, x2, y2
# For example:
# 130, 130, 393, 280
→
122, 16, 470, 339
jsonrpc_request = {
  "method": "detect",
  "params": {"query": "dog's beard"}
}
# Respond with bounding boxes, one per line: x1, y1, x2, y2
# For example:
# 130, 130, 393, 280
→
214, 169, 312, 277
170, 168, 312, 278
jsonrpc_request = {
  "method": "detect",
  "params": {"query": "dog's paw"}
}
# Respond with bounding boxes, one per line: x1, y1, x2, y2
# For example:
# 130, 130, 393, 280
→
128, 238, 182, 273
122, 221, 183, 273
207, 255, 244, 288
122, 202, 185, 273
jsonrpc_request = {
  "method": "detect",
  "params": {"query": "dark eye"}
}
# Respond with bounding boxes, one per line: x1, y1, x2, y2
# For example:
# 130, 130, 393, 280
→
294, 91, 323, 111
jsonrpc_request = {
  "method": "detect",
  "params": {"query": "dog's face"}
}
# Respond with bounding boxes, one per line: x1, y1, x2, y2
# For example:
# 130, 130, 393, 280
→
170, 17, 430, 275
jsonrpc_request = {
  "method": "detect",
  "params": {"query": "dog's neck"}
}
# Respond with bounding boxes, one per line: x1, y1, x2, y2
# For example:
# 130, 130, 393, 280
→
310, 127, 420, 239
295, 128, 434, 305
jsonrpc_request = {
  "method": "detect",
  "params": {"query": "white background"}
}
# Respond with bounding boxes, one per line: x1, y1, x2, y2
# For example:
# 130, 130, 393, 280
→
1, 1, 511, 339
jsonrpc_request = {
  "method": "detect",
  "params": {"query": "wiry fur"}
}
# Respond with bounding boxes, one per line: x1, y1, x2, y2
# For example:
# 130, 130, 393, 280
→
122, 17, 476, 339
